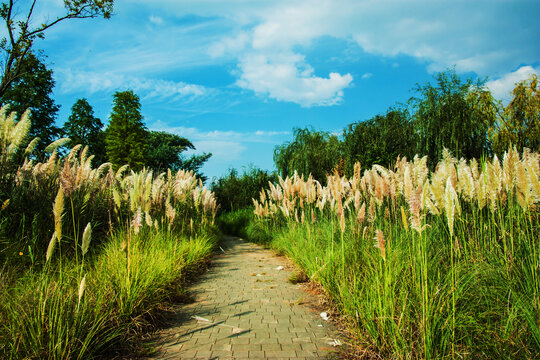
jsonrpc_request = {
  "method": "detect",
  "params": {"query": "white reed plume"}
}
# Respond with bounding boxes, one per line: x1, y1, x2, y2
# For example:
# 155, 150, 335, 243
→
457, 159, 475, 202
444, 177, 460, 237
81, 223, 92, 256
53, 186, 65, 242
515, 161, 531, 210
77, 274, 86, 313
132, 207, 143, 235
46, 232, 57, 263
44, 137, 70, 154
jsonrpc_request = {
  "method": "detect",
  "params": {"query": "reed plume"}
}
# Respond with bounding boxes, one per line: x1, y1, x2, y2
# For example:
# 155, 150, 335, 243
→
82, 223, 92, 256
53, 186, 65, 242
374, 229, 386, 261
444, 177, 459, 237
45, 233, 57, 263
77, 274, 87, 313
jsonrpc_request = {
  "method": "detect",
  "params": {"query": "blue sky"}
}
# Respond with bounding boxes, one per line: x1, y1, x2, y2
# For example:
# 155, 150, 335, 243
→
29, 0, 540, 180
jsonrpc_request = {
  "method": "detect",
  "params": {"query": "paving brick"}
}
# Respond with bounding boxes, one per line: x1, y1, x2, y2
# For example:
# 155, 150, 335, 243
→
149, 236, 342, 359
261, 343, 282, 351
265, 350, 297, 358
232, 343, 261, 351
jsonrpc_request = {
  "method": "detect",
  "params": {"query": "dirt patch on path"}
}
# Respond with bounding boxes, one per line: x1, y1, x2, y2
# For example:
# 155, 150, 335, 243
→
148, 236, 345, 359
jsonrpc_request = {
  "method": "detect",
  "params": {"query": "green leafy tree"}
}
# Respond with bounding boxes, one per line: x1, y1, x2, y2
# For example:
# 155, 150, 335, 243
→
105, 90, 147, 171
146, 130, 195, 171
178, 152, 212, 182
274, 127, 341, 182
211, 166, 278, 212
0, 51, 59, 157
492, 74, 540, 154
342, 108, 416, 173
63, 98, 105, 164
411, 69, 497, 165
0, 0, 113, 98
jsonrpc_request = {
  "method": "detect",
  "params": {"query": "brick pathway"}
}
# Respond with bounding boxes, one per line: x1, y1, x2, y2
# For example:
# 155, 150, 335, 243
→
151, 236, 343, 359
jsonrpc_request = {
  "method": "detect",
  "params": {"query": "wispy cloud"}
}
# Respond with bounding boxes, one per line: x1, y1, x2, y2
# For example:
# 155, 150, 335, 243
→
147, 121, 290, 163
57, 69, 208, 101
149, 121, 290, 143
149, 15, 164, 25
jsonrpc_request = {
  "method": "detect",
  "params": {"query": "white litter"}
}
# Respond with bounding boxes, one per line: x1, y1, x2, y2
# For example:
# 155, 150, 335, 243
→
327, 339, 342, 347
275, 266, 284, 270
192, 316, 210, 322
320, 312, 329, 321
317, 324, 323, 327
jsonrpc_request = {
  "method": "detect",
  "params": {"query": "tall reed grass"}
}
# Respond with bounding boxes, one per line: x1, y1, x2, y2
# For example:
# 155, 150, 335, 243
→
0, 106, 219, 358
251, 147, 539, 359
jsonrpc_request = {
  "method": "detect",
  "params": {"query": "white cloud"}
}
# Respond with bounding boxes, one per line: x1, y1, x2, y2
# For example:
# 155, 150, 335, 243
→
254, 130, 289, 136
149, 15, 164, 25
486, 66, 539, 102
47, 0, 540, 108
58, 69, 207, 100
149, 122, 290, 143
361, 73, 373, 79
208, 32, 250, 58
236, 53, 353, 106
147, 122, 290, 162
191, 140, 246, 161
209, 1, 353, 107
198, 0, 539, 100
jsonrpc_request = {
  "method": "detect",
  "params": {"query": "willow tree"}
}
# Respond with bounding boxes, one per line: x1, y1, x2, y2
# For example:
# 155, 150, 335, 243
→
342, 108, 416, 174
492, 74, 540, 154
411, 69, 497, 165
273, 127, 341, 183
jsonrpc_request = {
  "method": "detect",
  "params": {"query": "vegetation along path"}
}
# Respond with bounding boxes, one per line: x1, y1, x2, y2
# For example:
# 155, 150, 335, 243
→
151, 236, 344, 359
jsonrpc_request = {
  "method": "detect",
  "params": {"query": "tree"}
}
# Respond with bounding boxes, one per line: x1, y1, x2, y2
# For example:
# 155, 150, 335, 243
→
491, 74, 540, 154
146, 130, 195, 171
0, 51, 59, 157
342, 108, 416, 173
63, 98, 105, 164
145, 130, 211, 180
211, 166, 278, 212
411, 69, 497, 165
105, 90, 147, 171
0, 0, 113, 98
178, 152, 212, 182
273, 127, 341, 183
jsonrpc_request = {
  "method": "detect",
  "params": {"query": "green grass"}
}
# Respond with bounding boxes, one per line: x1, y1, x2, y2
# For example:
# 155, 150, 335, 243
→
233, 202, 539, 359
0, 228, 217, 359
217, 209, 273, 244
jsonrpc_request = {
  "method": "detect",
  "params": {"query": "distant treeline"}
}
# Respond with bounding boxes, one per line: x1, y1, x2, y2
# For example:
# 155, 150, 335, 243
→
213, 69, 539, 211
274, 69, 539, 182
